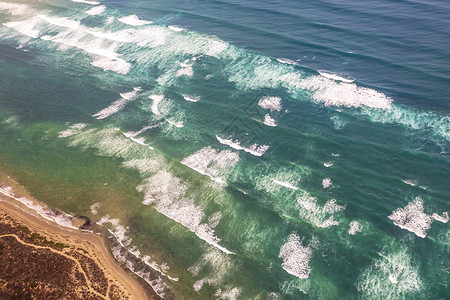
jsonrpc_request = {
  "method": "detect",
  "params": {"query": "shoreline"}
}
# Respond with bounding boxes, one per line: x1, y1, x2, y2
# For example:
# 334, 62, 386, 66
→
0, 172, 152, 299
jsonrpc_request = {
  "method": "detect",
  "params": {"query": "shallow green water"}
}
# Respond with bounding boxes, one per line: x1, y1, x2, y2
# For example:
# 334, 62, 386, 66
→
0, 0, 448, 299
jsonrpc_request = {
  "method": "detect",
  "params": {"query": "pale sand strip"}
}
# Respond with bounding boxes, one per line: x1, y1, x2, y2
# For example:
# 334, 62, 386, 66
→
0, 173, 149, 300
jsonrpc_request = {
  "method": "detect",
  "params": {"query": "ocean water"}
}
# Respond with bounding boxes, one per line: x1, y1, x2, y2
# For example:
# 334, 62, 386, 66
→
0, 0, 449, 298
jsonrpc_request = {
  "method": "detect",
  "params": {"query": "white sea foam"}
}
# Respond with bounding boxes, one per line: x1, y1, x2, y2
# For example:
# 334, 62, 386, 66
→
97, 215, 176, 289
176, 65, 194, 77
349, 221, 362, 235
189, 248, 234, 292
90, 56, 131, 74
0, 2, 31, 16
214, 286, 242, 300
330, 115, 348, 130
85, 5, 105, 15
432, 212, 449, 223
120, 87, 141, 99
216, 135, 269, 157
0, 186, 77, 229
58, 123, 87, 138
279, 234, 313, 279
388, 197, 433, 238
118, 14, 152, 26
318, 70, 354, 83
149, 94, 163, 115
93, 98, 129, 120
357, 245, 422, 299
4, 17, 41, 39
167, 119, 184, 128
168, 25, 185, 32
318, 216, 339, 228
360, 105, 450, 143
93, 87, 141, 119
93, 98, 128, 119
72, 0, 100, 5
183, 94, 199, 102
138, 171, 233, 254
122, 125, 157, 147
322, 199, 345, 214
97, 215, 178, 286
402, 179, 417, 187
297, 76, 392, 109
324, 162, 333, 167
297, 194, 344, 228
37, 14, 80, 29
322, 178, 332, 188
263, 114, 277, 127
208, 212, 222, 228
40, 28, 132, 74
272, 180, 298, 190
276, 58, 298, 65
181, 147, 239, 184
124, 133, 148, 146
258, 96, 282, 112
90, 202, 100, 215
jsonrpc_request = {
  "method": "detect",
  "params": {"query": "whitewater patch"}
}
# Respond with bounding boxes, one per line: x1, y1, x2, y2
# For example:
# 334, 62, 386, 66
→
183, 94, 200, 102
258, 96, 282, 112
3, 17, 41, 39
360, 104, 450, 144
226, 55, 392, 110
123, 125, 156, 147
432, 212, 449, 223
90, 202, 100, 215
40, 28, 132, 74
297, 76, 392, 109
349, 221, 362, 235
318, 70, 354, 83
276, 58, 299, 65
138, 171, 233, 254
168, 25, 185, 32
93, 87, 141, 119
123, 133, 148, 146
0, 2, 32, 16
216, 135, 269, 157
85, 5, 105, 16
118, 14, 152, 26
322, 178, 332, 188
176, 64, 194, 77
189, 248, 236, 293
279, 234, 313, 279
0, 185, 77, 229
214, 286, 242, 300
149, 94, 164, 115
97, 216, 174, 297
167, 119, 184, 128
272, 180, 298, 191
388, 197, 433, 238
357, 245, 422, 299
72, 0, 100, 5
181, 146, 239, 184
263, 114, 277, 127
37, 14, 80, 29
297, 194, 344, 228
58, 123, 87, 138
402, 179, 417, 187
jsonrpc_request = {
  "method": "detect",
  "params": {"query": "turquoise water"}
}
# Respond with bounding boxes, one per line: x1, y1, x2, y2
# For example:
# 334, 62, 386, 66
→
0, 0, 448, 298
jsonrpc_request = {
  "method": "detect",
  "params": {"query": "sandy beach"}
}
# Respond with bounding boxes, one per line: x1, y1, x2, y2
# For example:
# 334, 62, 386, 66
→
0, 172, 151, 299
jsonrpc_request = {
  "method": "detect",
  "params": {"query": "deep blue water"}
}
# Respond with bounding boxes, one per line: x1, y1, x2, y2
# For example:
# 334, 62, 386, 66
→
0, 0, 448, 299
